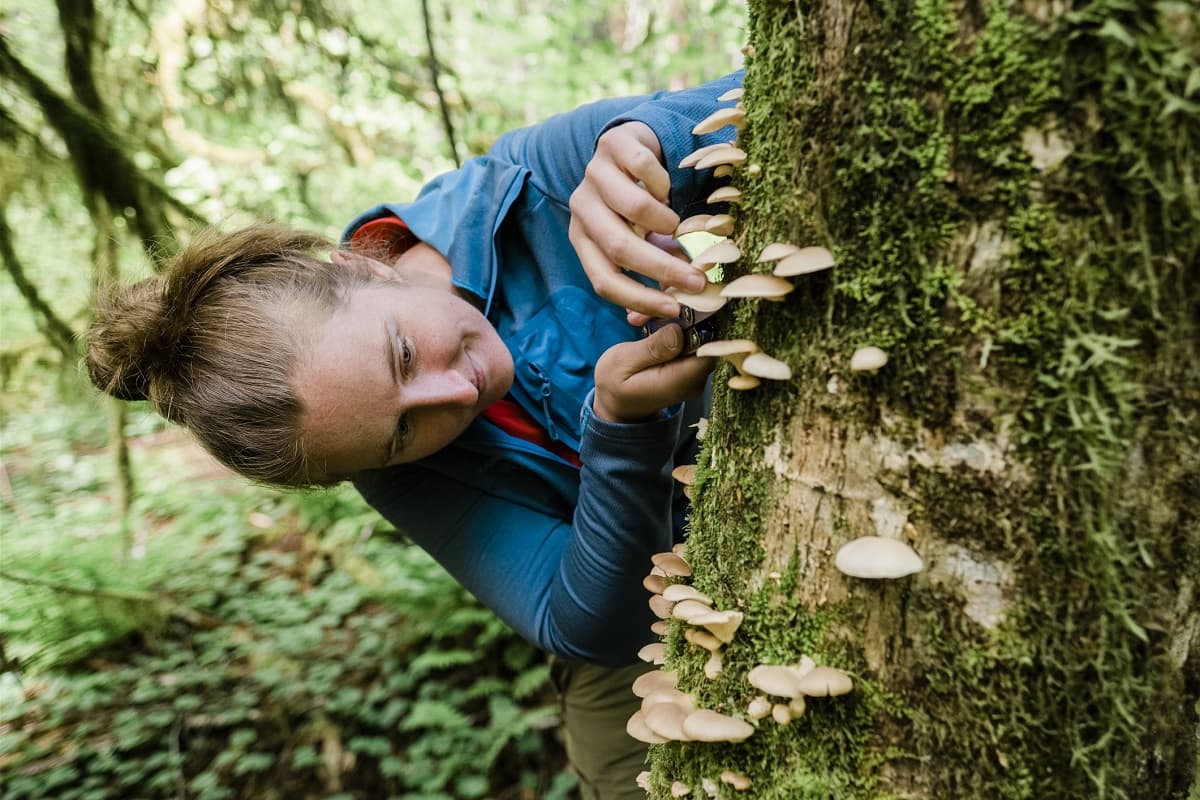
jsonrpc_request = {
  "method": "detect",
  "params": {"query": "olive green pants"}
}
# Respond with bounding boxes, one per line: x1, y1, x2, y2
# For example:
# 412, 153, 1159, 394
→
550, 656, 655, 800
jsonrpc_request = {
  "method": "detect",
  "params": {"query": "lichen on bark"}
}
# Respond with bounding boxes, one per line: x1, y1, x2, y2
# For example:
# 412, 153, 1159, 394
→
648, 0, 1199, 798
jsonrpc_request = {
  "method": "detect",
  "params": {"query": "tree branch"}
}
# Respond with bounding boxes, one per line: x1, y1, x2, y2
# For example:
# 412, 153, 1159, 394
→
420, 0, 460, 167
0, 202, 79, 359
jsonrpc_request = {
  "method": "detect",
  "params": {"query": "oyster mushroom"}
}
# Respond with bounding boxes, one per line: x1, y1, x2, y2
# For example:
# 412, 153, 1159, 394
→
835, 536, 923, 578
638, 642, 667, 665
691, 609, 744, 643
704, 214, 735, 236
696, 339, 758, 359
773, 246, 835, 277
651, 552, 692, 577
671, 464, 697, 486
696, 147, 748, 170
741, 352, 792, 381
681, 709, 755, 742
671, 781, 692, 797
720, 771, 752, 791
717, 87, 744, 102
704, 651, 723, 679
720, 274, 794, 299
645, 701, 693, 741
746, 697, 772, 719
691, 241, 741, 269
707, 186, 742, 204
794, 666, 854, 697
675, 214, 714, 236
685, 628, 724, 652
679, 143, 733, 169
757, 243, 801, 262
650, 619, 670, 636
643, 573, 668, 594
771, 703, 791, 725
649, 594, 674, 620
727, 374, 761, 391
849, 346, 888, 371
713, 164, 735, 178
691, 107, 747, 135
632, 669, 677, 698
672, 599, 716, 623
669, 283, 729, 314
663, 584, 713, 605
628, 712, 668, 744
747, 664, 803, 698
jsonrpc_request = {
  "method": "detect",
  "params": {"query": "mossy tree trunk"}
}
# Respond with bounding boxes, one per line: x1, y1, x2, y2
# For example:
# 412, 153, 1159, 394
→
654, 1, 1199, 798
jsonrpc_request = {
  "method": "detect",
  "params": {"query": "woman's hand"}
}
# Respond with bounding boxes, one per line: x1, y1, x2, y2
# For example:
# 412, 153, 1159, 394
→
568, 122, 709, 323
592, 324, 715, 424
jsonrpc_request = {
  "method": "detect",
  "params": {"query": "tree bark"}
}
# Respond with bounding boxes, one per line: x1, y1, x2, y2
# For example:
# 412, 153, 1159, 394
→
651, 1, 1199, 798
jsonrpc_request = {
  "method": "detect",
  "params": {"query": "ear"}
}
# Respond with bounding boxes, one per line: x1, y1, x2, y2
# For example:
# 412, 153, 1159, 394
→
329, 249, 402, 282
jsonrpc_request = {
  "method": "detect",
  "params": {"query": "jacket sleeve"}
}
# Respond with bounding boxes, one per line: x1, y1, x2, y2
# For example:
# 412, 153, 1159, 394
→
488, 71, 745, 216
353, 409, 684, 667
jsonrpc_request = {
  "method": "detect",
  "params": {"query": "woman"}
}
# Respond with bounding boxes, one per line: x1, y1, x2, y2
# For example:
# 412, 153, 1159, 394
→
87, 71, 743, 797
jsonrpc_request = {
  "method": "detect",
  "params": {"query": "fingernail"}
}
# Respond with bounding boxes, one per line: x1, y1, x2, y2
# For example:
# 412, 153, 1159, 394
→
664, 325, 681, 348
685, 272, 707, 293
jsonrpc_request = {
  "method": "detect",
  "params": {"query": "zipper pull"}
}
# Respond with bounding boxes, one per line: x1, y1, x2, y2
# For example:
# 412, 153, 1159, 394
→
528, 362, 558, 441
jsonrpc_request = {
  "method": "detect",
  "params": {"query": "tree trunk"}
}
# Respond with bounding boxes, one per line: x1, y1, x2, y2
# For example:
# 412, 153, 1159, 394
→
654, 1, 1199, 798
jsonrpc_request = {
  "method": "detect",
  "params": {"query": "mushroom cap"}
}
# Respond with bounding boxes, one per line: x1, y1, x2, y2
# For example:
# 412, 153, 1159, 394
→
672, 598, 717, 623
834, 535, 923, 578
696, 339, 758, 358
672, 542, 687, 557
691, 241, 741, 268
645, 700, 692, 741
691, 417, 708, 441
663, 584, 713, 605
681, 709, 755, 742
771, 703, 792, 725
703, 651, 723, 679
707, 186, 742, 204
650, 619, 670, 636
747, 664, 804, 698
720, 771, 752, 790
746, 697, 772, 719
627, 711, 669, 744
649, 594, 675, 620
652, 551, 693, 577
642, 687, 696, 713
713, 164, 735, 178
692, 609, 744, 643
691, 106, 747, 135
717, 87, 744, 102
638, 642, 668, 664
757, 242, 801, 262
637, 770, 652, 791
679, 142, 733, 169
685, 628, 724, 652
741, 352, 793, 381
795, 666, 854, 697
671, 780, 693, 797
787, 695, 807, 716
675, 213, 714, 236
772, 246, 835, 276
705, 214, 735, 236
643, 573, 668, 594
727, 374, 761, 391
849, 346, 888, 372
720, 274, 794, 299
696, 147, 748, 170
632, 668, 677, 698
669, 282, 729, 313
671, 464, 697, 486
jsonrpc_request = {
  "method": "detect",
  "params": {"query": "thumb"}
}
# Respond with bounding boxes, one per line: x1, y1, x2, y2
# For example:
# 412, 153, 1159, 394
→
637, 323, 684, 370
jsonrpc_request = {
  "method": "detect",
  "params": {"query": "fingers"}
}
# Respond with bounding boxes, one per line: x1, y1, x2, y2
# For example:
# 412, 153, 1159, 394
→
592, 325, 715, 423
570, 220, 682, 319
584, 156, 677, 233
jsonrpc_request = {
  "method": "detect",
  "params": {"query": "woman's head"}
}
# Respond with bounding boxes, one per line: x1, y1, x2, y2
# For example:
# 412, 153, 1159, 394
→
87, 223, 513, 487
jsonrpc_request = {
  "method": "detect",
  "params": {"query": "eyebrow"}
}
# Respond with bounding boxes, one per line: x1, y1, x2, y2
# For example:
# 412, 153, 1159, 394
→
381, 323, 400, 467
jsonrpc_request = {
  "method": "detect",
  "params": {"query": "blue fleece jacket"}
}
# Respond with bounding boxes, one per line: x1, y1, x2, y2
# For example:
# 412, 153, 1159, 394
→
345, 71, 743, 666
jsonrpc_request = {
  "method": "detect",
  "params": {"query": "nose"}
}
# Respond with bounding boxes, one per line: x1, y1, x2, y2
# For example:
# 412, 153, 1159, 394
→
405, 368, 478, 410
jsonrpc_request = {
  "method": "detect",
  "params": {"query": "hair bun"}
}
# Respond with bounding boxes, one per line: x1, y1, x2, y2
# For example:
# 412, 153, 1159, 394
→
86, 279, 175, 402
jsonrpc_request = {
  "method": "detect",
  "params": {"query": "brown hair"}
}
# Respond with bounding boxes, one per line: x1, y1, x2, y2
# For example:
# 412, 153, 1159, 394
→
87, 223, 372, 487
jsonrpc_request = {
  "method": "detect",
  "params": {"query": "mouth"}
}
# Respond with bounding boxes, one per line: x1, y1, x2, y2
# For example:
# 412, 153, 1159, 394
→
467, 351, 486, 401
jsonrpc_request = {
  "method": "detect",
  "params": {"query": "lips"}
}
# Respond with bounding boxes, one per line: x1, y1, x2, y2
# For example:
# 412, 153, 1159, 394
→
466, 351, 486, 402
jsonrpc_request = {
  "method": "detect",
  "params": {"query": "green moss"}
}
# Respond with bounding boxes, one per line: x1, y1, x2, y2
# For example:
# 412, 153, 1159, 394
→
654, 0, 1199, 797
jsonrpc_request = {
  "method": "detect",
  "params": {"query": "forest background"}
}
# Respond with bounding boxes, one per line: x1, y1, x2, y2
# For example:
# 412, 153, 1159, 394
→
0, 1, 748, 797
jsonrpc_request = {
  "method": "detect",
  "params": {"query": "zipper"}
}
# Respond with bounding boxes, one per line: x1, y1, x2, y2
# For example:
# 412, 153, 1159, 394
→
527, 361, 559, 442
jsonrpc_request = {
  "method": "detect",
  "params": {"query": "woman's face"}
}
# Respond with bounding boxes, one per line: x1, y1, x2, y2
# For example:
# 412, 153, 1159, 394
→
296, 279, 513, 478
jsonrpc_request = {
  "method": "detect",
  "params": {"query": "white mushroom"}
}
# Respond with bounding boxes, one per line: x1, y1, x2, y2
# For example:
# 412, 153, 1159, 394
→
649, 594, 674, 619
675, 214, 714, 236
691, 609, 743, 643
685, 628, 724, 652
663, 584, 713, 605
794, 666, 854, 697
638, 642, 667, 665
746, 697, 772, 719
720, 771, 752, 791
757, 242, 801, 262
788, 695, 807, 716
632, 669, 677, 698
642, 688, 695, 713
707, 186, 742, 204
679, 143, 733, 169
717, 87, 744, 102
720, 274, 794, 299
728, 374, 761, 391
772, 246, 835, 277
643, 573, 668, 594
696, 147, 748, 170
747, 664, 803, 698
651, 551, 692, 577
713, 164, 735, 179
681, 709, 755, 742
672, 599, 716, 623
691, 107, 747, 135
704, 214, 735, 236
835, 536, 923, 578
704, 651, 723, 679
696, 339, 758, 359
645, 701, 692, 741
628, 712, 669, 744
671, 781, 692, 797
849, 346, 888, 372
690, 417, 708, 441
650, 619, 670, 636
691, 241, 741, 268
672, 542, 687, 557
741, 352, 793, 381
771, 703, 792, 725
669, 283, 729, 313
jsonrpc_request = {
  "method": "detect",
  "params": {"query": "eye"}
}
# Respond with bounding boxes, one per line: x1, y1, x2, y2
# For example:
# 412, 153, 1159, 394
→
401, 340, 414, 369
396, 414, 412, 443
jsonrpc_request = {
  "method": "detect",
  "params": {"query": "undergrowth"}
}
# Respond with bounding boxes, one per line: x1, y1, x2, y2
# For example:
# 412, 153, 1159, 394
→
0, 395, 575, 800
